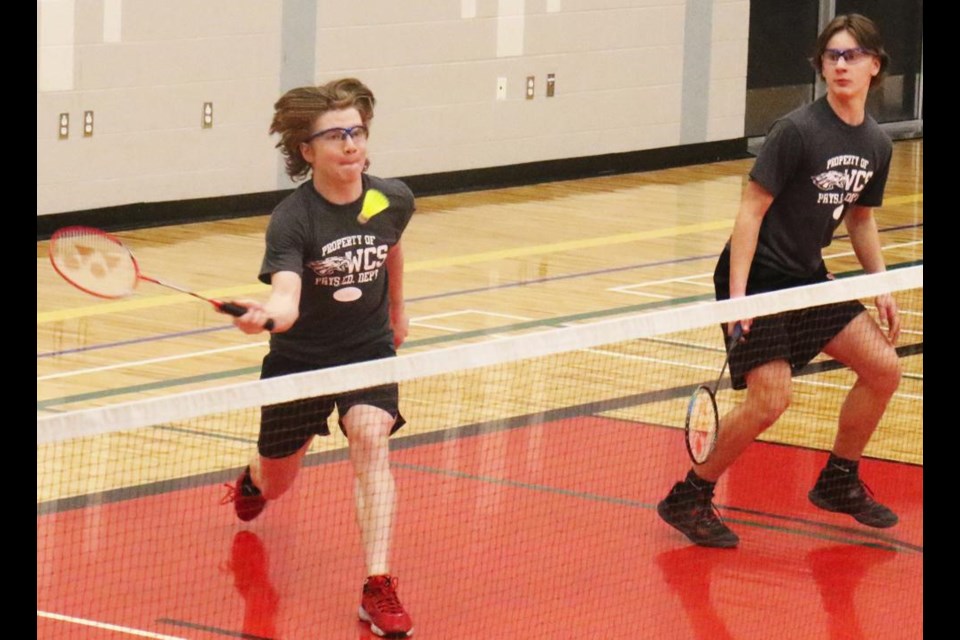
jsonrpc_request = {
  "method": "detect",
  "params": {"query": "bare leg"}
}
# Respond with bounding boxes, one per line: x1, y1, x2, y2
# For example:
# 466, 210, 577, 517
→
343, 405, 397, 576
695, 359, 792, 482
807, 313, 901, 528
821, 312, 901, 460
657, 359, 793, 547
250, 438, 313, 500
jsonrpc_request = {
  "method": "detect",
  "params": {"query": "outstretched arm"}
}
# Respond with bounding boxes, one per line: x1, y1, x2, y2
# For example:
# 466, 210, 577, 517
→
233, 270, 301, 334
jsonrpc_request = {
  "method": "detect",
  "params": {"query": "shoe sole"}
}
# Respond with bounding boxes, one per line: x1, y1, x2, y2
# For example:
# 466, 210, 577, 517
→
235, 497, 266, 522
657, 501, 739, 548
808, 492, 898, 528
359, 606, 414, 638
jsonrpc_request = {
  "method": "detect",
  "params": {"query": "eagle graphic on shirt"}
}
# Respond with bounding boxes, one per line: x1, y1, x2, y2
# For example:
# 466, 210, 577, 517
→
811, 170, 848, 191
307, 257, 350, 276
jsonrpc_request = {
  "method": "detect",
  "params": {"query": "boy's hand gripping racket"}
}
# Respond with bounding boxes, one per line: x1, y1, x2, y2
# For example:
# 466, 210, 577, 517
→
684, 322, 743, 464
49, 226, 274, 331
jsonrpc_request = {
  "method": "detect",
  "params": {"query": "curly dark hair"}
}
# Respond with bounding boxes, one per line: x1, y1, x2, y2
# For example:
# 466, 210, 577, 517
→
269, 78, 376, 180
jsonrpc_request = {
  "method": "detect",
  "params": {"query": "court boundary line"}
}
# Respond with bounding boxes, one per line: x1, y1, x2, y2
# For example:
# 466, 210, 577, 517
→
37, 610, 187, 640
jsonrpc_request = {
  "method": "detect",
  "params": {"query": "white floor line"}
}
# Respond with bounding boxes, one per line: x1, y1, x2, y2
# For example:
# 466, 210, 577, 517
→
409, 321, 464, 332
583, 347, 923, 401
461, 309, 533, 320
409, 310, 476, 321
40, 309, 536, 381
824, 239, 923, 262
609, 272, 714, 296
37, 341, 268, 382
413, 309, 531, 321
609, 240, 923, 298
410, 310, 532, 332
582, 347, 725, 374
606, 289, 672, 299
792, 377, 923, 401
37, 610, 187, 640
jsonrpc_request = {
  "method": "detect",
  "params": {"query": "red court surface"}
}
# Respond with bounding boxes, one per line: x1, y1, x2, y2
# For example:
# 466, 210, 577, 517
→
37, 417, 923, 639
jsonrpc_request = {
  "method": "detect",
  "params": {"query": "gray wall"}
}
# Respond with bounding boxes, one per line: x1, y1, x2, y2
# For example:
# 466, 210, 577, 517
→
37, 0, 749, 217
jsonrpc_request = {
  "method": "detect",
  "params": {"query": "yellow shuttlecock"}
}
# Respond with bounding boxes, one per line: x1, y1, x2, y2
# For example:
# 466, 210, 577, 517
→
358, 189, 389, 224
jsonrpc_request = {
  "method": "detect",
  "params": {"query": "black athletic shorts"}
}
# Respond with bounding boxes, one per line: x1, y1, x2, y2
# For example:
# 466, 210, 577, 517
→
714, 249, 864, 390
257, 344, 405, 459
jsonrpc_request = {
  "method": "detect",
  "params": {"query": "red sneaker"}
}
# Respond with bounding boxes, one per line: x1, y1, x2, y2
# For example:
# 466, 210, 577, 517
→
358, 575, 414, 637
221, 467, 266, 522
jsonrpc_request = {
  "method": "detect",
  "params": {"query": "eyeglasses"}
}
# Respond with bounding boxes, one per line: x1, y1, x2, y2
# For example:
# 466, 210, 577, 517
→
821, 47, 875, 65
304, 125, 369, 144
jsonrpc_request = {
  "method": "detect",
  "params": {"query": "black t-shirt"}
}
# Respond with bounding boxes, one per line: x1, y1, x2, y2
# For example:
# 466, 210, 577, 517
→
746, 97, 892, 278
259, 174, 415, 364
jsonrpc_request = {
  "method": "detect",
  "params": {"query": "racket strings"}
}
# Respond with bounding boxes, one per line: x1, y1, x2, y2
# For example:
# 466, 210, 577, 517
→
51, 231, 138, 298
686, 387, 718, 462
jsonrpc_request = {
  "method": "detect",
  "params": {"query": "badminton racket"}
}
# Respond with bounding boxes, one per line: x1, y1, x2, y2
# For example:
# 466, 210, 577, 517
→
684, 322, 743, 464
49, 226, 274, 330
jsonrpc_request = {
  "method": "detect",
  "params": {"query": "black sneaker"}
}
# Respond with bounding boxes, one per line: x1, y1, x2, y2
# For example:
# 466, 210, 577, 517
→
808, 468, 898, 528
657, 481, 739, 548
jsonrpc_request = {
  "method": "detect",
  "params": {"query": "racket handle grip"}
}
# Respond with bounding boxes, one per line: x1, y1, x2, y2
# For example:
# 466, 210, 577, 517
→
730, 321, 743, 342
218, 301, 249, 317
218, 301, 275, 332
